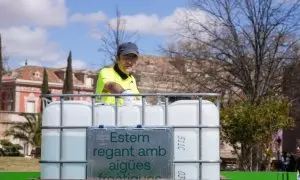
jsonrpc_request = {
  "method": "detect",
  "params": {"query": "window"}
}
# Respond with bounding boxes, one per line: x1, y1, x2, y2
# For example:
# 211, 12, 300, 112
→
26, 101, 35, 113
0, 90, 15, 111
185, 64, 192, 72
6, 104, 12, 111
85, 77, 93, 87
32, 71, 41, 78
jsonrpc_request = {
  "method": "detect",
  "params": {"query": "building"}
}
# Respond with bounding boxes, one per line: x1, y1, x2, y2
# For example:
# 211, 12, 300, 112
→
134, 55, 225, 93
133, 55, 233, 104
0, 55, 234, 159
134, 55, 236, 159
0, 65, 98, 155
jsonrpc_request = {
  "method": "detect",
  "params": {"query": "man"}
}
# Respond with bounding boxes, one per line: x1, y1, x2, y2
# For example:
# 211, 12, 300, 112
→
96, 42, 141, 105
296, 146, 300, 179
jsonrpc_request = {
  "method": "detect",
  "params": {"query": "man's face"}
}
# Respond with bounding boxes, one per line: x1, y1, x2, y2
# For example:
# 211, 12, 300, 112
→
118, 53, 138, 74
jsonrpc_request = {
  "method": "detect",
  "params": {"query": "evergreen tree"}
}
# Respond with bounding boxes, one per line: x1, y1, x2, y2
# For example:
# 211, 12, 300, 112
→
40, 68, 51, 112
62, 51, 73, 100
41, 68, 49, 94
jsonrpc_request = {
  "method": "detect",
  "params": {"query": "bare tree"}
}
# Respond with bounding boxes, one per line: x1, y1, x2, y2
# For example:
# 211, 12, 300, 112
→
162, 42, 236, 105
165, 0, 300, 104
98, 7, 139, 65
161, 0, 300, 171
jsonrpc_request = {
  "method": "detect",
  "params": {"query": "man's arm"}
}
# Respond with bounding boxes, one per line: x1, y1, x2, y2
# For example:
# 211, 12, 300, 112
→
103, 82, 125, 93
96, 68, 125, 94
96, 68, 133, 94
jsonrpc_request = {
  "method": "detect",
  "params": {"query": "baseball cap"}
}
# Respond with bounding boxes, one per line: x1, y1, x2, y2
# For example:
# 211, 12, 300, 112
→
117, 42, 139, 56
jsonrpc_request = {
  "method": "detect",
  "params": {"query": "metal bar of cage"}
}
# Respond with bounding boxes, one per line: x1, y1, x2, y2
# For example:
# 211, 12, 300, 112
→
39, 160, 222, 164
40, 93, 221, 180
41, 125, 220, 129
41, 92, 220, 98
59, 97, 64, 179
198, 96, 203, 180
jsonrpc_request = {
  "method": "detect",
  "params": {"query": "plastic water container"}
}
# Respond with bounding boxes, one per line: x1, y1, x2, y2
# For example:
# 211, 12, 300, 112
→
94, 104, 165, 126
168, 100, 220, 180
40, 99, 220, 180
41, 101, 92, 179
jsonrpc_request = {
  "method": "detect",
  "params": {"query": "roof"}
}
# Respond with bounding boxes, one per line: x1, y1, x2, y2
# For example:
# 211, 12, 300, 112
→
2, 65, 98, 86
2, 55, 223, 92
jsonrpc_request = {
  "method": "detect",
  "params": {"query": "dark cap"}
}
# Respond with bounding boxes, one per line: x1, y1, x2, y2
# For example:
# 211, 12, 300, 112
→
117, 42, 139, 56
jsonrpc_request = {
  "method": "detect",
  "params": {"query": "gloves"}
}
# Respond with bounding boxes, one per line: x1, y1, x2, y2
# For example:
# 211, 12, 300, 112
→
121, 89, 144, 106
122, 89, 135, 105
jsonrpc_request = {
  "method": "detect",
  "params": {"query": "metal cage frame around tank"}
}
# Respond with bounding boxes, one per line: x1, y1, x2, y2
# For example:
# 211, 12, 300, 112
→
40, 92, 222, 180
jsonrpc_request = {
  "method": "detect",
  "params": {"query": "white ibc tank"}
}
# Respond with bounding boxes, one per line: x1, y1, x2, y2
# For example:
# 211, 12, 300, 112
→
41, 101, 92, 179
168, 100, 220, 180
94, 104, 165, 126
41, 99, 220, 180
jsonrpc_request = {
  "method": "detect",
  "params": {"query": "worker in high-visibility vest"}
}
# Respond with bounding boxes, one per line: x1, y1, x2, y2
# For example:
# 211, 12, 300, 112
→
95, 42, 141, 105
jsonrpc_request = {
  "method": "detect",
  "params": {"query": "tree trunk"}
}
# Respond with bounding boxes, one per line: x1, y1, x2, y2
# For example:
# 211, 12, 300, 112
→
249, 146, 252, 171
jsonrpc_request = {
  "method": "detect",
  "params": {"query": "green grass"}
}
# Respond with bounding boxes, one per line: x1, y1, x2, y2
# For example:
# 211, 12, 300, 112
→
0, 158, 298, 180
222, 171, 297, 180
0, 172, 40, 180
0, 172, 297, 180
0, 157, 40, 180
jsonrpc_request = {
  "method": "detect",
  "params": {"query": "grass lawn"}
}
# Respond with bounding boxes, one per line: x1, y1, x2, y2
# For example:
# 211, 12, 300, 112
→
0, 157, 40, 180
0, 172, 40, 180
222, 171, 297, 180
0, 157, 40, 172
0, 157, 298, 180
0, 172, 297, 180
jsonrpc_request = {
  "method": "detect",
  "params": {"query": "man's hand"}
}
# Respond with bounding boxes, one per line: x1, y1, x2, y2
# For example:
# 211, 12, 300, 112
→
104, 82, 125, 93
121, 89, 144, 106
122, 89, 135, 105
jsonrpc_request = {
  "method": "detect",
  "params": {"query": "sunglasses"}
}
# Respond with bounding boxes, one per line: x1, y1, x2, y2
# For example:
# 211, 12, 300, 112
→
122, 54, 138, 60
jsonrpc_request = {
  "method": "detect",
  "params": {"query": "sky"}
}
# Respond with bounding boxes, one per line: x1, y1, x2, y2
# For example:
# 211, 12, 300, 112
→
0, 0, 196, 71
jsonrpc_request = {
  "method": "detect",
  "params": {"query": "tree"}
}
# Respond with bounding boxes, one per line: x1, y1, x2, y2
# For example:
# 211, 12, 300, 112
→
98, 7, 139, 64
41, 68, 49, 94
40, 68, 51, 112
62, 51, 73, 99
4, 113, 41, 154
165, 0, 300, 104
0, 139, 23, 156
163, 0, 300, 170
221, 97, 294, 171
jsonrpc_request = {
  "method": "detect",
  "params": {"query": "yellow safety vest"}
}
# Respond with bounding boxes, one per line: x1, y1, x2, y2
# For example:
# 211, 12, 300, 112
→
95, 64, 139, 105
